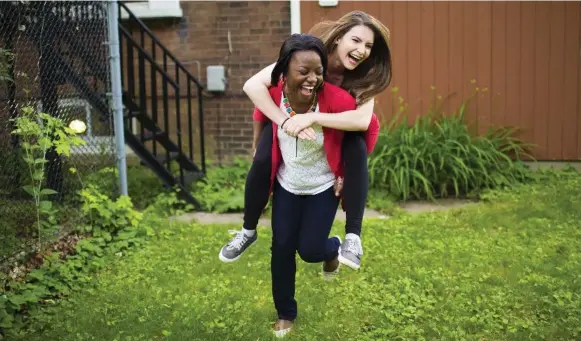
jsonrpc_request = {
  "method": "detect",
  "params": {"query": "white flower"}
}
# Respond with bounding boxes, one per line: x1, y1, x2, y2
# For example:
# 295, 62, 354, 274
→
69, 119, 87, 134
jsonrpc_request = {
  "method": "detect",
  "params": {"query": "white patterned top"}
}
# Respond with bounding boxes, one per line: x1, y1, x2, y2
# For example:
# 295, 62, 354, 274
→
276, 94, 335, 195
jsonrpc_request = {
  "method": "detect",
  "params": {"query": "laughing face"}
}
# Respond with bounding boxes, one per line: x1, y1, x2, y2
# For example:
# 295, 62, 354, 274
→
334, 24, 375, 70
285, 50, 324, 104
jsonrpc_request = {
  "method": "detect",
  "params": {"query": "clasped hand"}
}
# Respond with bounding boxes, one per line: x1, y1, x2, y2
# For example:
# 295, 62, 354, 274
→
281, 114, 317, 141
280, 113, 343, 196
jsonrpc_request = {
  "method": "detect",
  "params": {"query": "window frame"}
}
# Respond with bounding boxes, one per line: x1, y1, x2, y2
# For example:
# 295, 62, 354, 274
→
120, 0, 183, 20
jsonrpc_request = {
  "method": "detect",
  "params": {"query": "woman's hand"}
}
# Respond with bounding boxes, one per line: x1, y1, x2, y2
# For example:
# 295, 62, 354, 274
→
283, 115, 317, 140
297, 128, 317, 140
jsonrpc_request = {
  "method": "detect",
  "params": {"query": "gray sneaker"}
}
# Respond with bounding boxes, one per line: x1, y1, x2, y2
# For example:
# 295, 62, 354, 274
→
219, 229, 258, 263
338, 233, 363, 270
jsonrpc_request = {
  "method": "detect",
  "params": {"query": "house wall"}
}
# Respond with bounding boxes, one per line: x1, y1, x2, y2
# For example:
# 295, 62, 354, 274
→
131, 1, 291, 163
5, 1, 576, 162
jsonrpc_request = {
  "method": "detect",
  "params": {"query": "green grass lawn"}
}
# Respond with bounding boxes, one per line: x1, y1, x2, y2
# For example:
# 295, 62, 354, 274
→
13, 172, 581, 341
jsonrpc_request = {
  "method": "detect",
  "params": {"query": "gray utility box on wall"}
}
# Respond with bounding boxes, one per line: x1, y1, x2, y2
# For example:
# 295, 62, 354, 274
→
206, 65, 226, 92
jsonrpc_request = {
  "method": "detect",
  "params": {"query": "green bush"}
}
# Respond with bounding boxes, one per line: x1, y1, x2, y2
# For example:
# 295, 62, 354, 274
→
191, 157, 252, 213
366, 189, 404, 217
0, 186, 155, 335
80, 159, 254, 214
82, 165, 166, 210
369, 87, 535, 201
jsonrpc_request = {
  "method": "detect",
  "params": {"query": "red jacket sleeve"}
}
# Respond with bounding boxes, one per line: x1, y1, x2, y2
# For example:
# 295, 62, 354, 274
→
252, 86, 280, 123
252, 107, 269, 123
329, 90, 357, 113
329, 91, 380, 154
365, 113, 380, 154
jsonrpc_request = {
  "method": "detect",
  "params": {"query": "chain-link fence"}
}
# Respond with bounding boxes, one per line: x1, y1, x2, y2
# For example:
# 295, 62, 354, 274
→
0, 1, 118, 266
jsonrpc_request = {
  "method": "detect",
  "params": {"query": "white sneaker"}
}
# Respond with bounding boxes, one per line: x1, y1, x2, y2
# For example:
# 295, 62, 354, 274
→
338, 233, 363, 270
218, 229, 257, 263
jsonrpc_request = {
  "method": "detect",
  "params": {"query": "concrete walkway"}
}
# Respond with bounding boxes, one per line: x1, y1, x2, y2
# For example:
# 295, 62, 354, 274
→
172, 198, 476, 226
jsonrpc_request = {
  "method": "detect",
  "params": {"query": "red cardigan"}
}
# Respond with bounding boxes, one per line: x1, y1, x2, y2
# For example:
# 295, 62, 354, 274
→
251, 81, 380, 196
253, 87, 381, 154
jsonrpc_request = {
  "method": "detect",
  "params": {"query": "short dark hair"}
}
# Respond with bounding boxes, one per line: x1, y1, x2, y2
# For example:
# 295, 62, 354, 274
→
270, 33, 328, 87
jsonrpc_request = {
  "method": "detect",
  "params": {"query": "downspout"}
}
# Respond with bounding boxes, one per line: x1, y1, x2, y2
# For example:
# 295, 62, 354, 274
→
290, 0, 301, 34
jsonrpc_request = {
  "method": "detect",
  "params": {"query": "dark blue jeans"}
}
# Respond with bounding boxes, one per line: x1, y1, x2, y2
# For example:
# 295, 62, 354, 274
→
270, 181, 341, 321
244, 125, 368, 237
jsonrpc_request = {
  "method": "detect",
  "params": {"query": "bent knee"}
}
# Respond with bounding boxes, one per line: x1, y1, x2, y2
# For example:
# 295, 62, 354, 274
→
297, 247, 322, 263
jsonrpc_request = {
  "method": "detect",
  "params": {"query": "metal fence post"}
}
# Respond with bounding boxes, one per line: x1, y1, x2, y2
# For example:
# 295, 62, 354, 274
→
106, 0, 128, 196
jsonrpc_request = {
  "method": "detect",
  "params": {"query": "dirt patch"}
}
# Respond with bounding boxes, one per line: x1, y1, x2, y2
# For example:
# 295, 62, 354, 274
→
399, 198, 478, 214
172, 207, 389, 227
173, 199, 475, 226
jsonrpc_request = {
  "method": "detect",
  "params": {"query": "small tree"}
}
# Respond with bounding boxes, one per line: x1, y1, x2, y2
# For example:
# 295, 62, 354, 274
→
11, 106, 86, 248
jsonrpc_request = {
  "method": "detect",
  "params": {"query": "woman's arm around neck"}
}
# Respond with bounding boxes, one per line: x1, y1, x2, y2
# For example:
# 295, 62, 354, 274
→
313, 98, 375, 131
242, 62, 288, 126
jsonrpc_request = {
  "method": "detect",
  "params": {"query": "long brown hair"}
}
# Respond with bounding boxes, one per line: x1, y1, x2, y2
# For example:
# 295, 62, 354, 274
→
309, 11, 392, 105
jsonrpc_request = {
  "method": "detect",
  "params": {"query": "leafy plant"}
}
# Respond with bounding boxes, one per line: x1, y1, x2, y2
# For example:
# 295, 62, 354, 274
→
10, 106, 86, 248
366, 189, 404, 217
0, 184, 155, 335
82, 165, 171, 210
369, 85, 535, 201
144, 189, 195, 218
77, 184, 143, 236
192, 157, 253, 213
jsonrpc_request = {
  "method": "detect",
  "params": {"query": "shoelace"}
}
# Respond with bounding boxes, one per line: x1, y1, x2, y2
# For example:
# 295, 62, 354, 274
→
227, 230, 247, 250
344, 238, 363, 256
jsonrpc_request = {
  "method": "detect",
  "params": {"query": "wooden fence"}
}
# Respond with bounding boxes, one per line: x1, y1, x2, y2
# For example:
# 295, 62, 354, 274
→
301, 1, 581, 160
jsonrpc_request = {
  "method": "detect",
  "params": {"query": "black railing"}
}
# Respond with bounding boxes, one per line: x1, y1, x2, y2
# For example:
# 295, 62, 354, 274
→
118, 1, 206, 177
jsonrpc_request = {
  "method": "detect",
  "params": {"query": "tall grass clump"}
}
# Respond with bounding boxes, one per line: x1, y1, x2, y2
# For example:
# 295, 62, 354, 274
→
369, 85, 535, 201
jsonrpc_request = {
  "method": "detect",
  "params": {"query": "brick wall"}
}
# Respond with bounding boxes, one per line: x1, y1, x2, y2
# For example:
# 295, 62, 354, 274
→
144, 1, 291, 163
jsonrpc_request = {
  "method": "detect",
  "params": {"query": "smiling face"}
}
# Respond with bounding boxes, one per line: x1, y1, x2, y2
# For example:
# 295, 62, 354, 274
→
334, 24, 375, 70
284, 50, 324, 104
